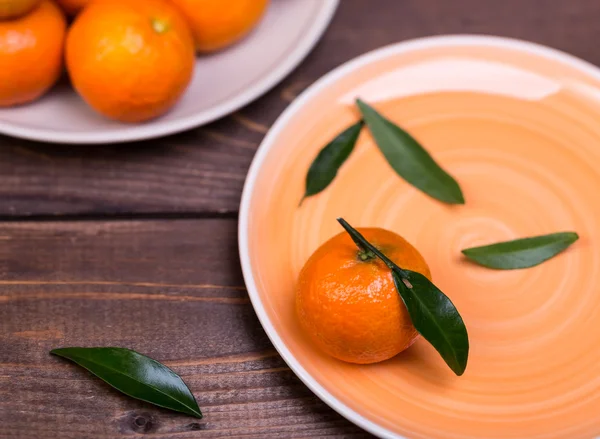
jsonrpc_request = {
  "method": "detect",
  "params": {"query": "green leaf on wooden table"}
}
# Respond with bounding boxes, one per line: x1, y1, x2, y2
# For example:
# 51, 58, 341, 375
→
337, 218, 469, 376
301, 121, 364, 205
355, 98, 465, 205
51, 347, 202, 418
462, 232, 579, 270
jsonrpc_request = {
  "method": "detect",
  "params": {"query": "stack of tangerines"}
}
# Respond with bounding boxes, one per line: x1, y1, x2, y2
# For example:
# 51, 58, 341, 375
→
0, 0, 269, 122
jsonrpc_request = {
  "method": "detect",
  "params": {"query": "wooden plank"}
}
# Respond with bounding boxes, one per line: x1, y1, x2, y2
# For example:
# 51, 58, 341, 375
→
0, 220, 369, 438
3, 0, 600, 216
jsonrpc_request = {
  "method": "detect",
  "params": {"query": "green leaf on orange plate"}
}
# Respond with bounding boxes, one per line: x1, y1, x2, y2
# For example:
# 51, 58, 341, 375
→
301, 121, 364, 205
462, 232, 579, 270
356, 98, 465, 205
391, 270, 469, 376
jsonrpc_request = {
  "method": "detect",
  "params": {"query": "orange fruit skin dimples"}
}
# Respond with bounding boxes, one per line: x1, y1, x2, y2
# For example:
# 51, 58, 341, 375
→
296, 228, 431, 364
0, 0, 66, 107
65, 0, 195, 123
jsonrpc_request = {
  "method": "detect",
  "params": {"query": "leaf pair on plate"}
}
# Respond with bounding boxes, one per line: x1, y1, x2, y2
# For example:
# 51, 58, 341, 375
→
302, 98, 578, 270
302, 99, 464, 205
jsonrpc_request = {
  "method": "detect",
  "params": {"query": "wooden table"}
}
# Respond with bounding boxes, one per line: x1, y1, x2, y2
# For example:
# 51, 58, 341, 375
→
2, 1, 600, 437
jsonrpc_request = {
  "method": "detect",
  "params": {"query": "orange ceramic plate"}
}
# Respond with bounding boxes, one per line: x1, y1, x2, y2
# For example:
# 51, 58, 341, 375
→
238, 36, 600, 438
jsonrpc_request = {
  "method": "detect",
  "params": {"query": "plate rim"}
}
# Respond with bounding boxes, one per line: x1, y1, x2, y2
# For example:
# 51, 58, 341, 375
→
238, 34, 600, 439
0, 0, 339, 144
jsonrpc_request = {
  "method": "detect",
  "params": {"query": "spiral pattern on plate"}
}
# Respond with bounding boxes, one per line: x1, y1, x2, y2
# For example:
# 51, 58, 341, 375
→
244, 39, 600, 438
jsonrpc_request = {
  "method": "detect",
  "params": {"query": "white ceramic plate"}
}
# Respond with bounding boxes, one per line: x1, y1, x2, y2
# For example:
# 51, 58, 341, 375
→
0, 0, 338, 144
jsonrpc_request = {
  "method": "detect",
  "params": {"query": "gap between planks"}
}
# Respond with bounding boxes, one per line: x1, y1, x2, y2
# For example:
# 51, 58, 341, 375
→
0, 211, 238, 223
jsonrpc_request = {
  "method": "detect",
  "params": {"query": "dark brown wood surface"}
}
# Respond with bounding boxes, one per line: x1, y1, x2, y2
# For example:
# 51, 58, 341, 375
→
2, 0, 599, 437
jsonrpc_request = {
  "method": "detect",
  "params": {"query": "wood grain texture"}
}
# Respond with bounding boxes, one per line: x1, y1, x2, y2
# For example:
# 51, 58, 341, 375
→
2, 0, 600, 216
0, 220, 369, 438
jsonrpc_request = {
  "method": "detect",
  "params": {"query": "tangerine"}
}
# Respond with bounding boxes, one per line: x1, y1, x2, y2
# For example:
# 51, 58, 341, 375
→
296, 228, 431, 364
65, 0, 195, 122
0, 0, 66, 107
168, 0, 269, 52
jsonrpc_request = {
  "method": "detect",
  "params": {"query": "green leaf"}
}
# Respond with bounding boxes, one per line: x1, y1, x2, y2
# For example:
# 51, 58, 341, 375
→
355, 99, 464, 205
392, 270, 469, 376
51, 347, 202, 418
462, 232, 579, 270
337, 218, 469, 376
301, 121, 364, 204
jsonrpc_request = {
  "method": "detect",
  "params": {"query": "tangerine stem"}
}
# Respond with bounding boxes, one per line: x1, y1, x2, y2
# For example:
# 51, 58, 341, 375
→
337, 218, 409, 277
358, 249, 376, 261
